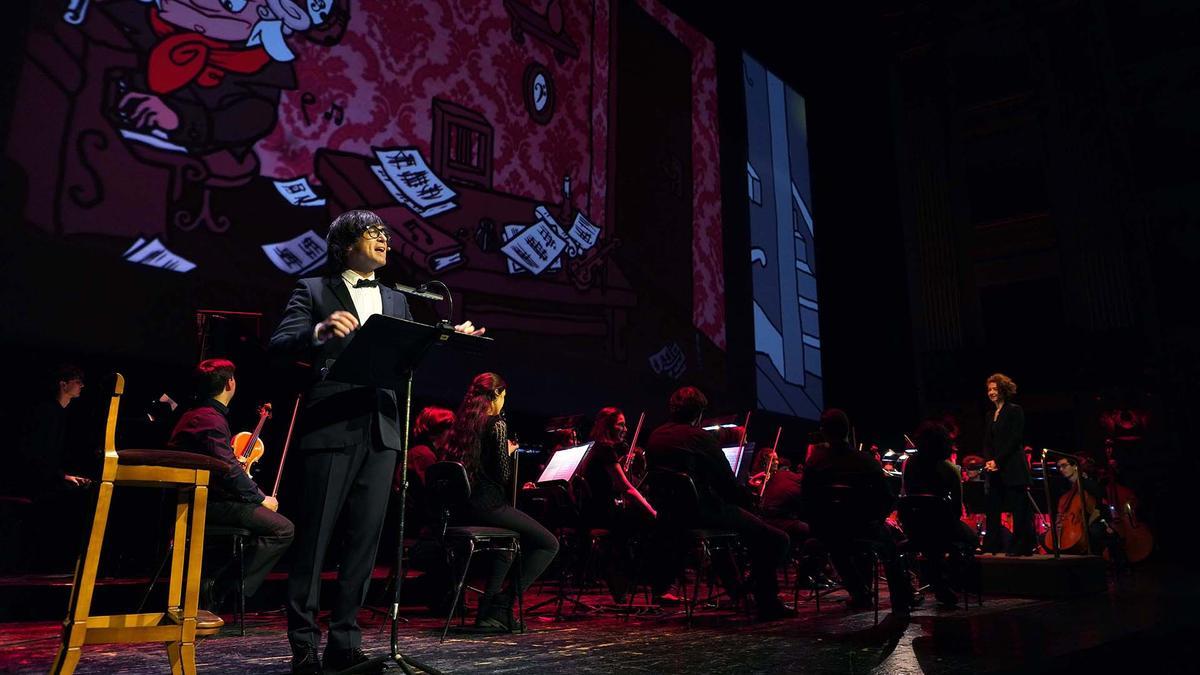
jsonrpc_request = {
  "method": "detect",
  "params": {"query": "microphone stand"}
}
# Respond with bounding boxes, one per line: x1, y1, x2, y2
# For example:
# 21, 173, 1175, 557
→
1040, 450, 1060, 559
339, 286, 455, 675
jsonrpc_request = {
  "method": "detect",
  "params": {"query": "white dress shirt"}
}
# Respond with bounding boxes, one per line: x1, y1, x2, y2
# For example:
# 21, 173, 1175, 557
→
313, 270, 383, 344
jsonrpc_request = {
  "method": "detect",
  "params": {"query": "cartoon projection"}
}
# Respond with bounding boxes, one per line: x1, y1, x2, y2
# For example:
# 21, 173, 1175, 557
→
98, 0, 317, 156
7, 0, 337, 244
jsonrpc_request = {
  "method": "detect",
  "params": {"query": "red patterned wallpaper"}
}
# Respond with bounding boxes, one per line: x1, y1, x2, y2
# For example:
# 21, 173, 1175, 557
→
258, 0, 610, 231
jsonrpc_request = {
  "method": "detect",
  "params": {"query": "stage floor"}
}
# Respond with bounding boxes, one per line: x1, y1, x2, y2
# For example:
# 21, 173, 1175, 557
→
0, 562, 1195, 674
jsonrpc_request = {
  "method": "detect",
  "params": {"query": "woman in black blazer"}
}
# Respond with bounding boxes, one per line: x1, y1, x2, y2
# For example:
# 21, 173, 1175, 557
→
982, 373, 1036, 555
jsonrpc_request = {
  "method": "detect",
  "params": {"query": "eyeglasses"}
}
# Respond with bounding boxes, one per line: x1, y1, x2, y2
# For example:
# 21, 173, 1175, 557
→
362, 225, 390, 241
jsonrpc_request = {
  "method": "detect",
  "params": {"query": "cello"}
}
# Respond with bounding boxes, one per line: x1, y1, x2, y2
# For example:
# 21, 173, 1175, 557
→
1043, 463, 1098, 554
231, 402, 272, 476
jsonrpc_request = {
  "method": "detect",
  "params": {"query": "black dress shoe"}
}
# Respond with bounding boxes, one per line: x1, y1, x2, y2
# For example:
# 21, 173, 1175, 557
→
323, 647, 382, 674
290, 645, 322, 675
756, 602, 797, 622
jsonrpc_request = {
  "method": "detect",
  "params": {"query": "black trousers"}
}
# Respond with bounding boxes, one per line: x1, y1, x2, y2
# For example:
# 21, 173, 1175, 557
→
650, 506, 789, 605
286, 445, 397, 652
206, 500, 294, 597
818, 522, 909, 603
913, 520, 978, 593
460, 502, 559, 598
983, 477, 1036, 554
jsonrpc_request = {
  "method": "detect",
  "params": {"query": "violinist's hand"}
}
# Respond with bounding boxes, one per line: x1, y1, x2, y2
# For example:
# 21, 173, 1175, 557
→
261, 496, 280, 512
454, 320, 486, 336
748, 471, 767, 488
522, 481, 537, 490
507, 438, 519, 456
316, 310, 359, 341
984, 460, 998, 472
64, 474, 90, 487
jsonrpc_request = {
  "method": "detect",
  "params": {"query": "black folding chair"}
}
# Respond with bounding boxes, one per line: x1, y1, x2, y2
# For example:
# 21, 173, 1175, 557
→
898, 492, 981, 609
424, 462, 524, 641
629, 470, 746, 625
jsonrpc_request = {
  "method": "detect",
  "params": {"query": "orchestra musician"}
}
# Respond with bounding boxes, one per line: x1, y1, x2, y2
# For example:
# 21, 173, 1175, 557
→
167, 359, 294, 614
269, 210, 485, 675
644, 387, 794, 621
1055, 456, 1124, 561
578, 407, 656, 604
802, 409, 917, 612
10, 364, 94, 571
981, 373, 1036, 556
443, 372, 559, 631
902, 421, 977, 607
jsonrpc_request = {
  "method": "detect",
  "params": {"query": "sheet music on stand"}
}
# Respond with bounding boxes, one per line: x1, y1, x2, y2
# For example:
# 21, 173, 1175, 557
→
722, 443, 757, 481
537, 442, 593, 484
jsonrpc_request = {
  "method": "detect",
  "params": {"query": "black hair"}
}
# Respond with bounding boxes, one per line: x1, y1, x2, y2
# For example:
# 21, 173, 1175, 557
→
194, 359, 236, 399
667, 386, 708, 423
819, 408, 850, 443
326, 210, 386, 272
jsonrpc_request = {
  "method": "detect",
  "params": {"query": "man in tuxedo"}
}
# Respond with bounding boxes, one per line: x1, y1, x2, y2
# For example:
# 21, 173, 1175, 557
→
270, 210, 482, 675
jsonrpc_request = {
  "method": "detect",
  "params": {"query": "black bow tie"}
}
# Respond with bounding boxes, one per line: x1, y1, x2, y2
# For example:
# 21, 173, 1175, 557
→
354, 278, 379, 288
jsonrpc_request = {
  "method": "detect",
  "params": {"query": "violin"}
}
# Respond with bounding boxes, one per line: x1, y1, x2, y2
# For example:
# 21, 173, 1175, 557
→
750, 426, 783, 500
622, 412, 647, 484
232, 403, 272, 476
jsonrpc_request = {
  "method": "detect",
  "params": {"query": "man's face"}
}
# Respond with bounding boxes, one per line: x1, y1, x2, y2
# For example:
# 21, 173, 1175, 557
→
157, 0, 274, 42
345, 225, 390, 273
61, 378, 84, 399
1057, 461, 1076, 480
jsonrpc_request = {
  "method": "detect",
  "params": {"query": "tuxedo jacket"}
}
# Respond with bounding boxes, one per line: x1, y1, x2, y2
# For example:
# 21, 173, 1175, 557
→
983, 402, 1028, 486
269, 276, 412, 452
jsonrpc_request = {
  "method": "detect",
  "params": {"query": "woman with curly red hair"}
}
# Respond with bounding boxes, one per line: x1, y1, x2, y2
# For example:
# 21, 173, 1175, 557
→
981, 373, 1034, 555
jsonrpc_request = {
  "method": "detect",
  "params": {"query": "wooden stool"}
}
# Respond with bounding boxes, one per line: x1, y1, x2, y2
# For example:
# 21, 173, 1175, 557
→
51, 374, 229, 675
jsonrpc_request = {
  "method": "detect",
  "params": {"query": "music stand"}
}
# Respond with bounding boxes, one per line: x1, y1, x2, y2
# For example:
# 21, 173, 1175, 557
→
523, 443, 595, 618
326, 315, 491, 675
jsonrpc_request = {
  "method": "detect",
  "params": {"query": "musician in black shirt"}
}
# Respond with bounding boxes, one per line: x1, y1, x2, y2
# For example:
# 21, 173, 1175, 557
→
167, 359, 294, 612
803, 409, 916, 612
902, 421, 978, 607
578, 407, 656, 603
1056, 457, 1123, 560
444, 373, 558, 630
645, 387, 792, 620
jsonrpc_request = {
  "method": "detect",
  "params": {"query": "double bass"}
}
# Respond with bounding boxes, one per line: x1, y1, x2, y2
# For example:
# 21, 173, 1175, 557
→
1102, 450, 1154, 563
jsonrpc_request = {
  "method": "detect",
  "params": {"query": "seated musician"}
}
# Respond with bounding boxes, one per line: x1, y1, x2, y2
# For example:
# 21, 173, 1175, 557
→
9, 364, 94, 571
1055, 457, 1124, 562
443, 372, 558, 631
757, 443, 829, 586
644, 387, 793, 621
802, 409, 917, 612
902, 421, 978, 607
395, 406, 454, 529
167, 359, 294, 613
577, 407, 656, 603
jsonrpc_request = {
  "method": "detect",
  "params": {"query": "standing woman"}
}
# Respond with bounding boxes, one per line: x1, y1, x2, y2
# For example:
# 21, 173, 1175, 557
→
981, 373, 1035, 555
444, 373, 559, 630
579, 407, 657, 603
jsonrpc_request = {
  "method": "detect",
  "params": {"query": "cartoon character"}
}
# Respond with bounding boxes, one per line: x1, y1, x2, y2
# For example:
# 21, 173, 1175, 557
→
99, 0, 325, 156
